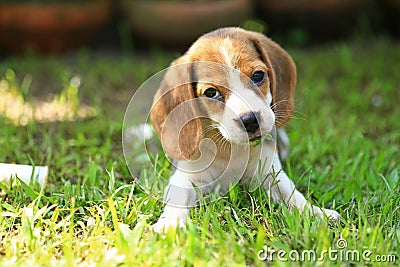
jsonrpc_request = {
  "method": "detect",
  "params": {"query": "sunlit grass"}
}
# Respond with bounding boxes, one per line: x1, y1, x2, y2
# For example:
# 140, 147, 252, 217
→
0, 39, 399, 266
0, 69, 96, 125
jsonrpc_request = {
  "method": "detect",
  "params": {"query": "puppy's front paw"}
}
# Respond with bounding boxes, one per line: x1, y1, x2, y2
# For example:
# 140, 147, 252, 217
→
312, 206, 341, 221
151, 218, 186, 233
323, 208, 342, 221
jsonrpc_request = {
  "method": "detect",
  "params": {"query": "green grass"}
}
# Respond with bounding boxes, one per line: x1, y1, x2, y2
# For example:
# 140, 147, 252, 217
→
0, 39, 399, 266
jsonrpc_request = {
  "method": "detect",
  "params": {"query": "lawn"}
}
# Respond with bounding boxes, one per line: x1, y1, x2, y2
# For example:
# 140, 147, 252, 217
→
0, 38, 399, 266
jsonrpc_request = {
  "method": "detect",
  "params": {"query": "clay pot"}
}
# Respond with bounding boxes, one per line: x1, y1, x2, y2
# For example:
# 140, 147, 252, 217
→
0, 0, 112, 54
120, 0, 253, 49
258, 0, 364, 41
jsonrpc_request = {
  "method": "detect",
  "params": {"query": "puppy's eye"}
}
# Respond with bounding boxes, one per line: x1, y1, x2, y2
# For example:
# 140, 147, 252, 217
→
204, 88, 221, 99
251, 71, 265, 84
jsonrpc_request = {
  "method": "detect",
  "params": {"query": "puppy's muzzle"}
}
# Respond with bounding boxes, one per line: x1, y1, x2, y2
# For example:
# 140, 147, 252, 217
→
240, 112, 260, 134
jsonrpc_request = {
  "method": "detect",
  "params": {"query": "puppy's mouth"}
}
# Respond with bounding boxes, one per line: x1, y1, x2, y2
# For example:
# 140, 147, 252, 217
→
247, 128, 263, 142
248, 134, 262, 142
249, 132, 274, 147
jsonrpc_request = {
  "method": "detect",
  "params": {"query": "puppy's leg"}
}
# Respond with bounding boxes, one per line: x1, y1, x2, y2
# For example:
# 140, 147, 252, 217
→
261, 148, 341, 220
277, 128, 290, 161
152, 169, 199, 232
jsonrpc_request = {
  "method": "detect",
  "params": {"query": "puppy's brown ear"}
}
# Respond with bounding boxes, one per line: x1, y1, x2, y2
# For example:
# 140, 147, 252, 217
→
150, 57, 202, 160
251, 33, 296, 127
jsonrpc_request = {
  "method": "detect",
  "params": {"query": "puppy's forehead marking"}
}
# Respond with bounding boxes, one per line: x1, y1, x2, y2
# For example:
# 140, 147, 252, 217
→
220, 38, 239, 68
227, 68, 243, 93
220, 38, 247, 93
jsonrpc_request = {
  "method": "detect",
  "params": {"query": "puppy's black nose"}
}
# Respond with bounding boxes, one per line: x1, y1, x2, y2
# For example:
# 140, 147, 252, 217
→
240, 112, 259, 133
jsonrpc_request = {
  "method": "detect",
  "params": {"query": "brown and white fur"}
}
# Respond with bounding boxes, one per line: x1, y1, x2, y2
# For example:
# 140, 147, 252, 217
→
150, 27, 340, 232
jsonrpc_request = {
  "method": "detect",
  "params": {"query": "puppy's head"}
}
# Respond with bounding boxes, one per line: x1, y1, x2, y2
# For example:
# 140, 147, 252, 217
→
150, 27, 296, 160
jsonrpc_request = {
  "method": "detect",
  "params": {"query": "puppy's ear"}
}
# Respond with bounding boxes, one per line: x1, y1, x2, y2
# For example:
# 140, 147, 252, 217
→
251, 33, 296, 127
150, 56, 202, 160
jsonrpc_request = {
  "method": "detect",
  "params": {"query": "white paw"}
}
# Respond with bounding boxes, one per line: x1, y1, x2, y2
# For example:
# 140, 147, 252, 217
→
323, 208, 342, 221
151, 218, 186, 233
312, 206, 342, 221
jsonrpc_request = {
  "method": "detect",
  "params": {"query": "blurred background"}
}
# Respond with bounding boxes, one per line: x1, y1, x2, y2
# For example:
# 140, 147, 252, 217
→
0, 0, 398, 158
0, 0, 398, 55
1, 0, 399, 155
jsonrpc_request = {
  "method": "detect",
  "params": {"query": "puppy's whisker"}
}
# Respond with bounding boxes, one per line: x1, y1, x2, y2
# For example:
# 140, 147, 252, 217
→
270, 99, 301, 108
210, 132, 221, 141
203, 124, 218, 131
270, 101, 293, 110
274, 110, 306, 122
209, 131, 222, 144
274, 110, 306, 116
202, 128, 216, 135
202, 124, 219, 135
211, 131, 230, 152
214, 135, 223, 147
220, 138, 229, 152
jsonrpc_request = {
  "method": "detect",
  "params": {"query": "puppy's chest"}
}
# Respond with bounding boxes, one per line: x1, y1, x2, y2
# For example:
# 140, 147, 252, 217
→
200, 143, 262, 181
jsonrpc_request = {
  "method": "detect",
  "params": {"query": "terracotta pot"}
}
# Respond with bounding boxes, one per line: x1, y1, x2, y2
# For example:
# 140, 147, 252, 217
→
120, 0, 252, 49
0, 0, 112, 54
259, 0, 364, 41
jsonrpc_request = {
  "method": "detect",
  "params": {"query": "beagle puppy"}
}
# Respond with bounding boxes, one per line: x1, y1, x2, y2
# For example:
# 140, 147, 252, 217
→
150, 27, 340, 231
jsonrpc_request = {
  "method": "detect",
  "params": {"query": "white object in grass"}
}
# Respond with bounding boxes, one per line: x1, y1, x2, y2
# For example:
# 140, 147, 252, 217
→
0, 163, 48, 186
128, 123, 154, 142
